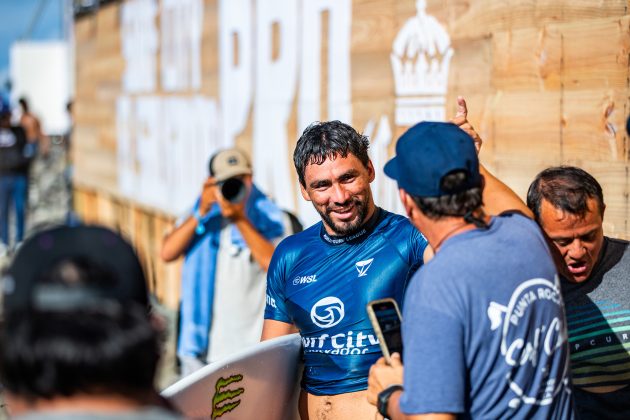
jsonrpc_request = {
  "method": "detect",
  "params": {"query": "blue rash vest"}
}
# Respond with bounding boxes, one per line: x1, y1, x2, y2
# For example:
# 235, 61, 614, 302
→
265, 208, 428, 395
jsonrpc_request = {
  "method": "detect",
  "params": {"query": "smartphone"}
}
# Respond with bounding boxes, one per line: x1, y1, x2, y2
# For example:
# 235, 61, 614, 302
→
366, 298, 403, 364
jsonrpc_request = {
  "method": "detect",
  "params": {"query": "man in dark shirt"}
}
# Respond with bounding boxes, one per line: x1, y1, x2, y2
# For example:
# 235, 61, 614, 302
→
527, 166, 630, 420
0, 101, 30, 252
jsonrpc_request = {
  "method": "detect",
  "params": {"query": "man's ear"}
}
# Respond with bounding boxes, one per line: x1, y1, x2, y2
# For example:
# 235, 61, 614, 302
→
398, 188, 413, 219
367, 160, 376, 183
300, 183, 311, 202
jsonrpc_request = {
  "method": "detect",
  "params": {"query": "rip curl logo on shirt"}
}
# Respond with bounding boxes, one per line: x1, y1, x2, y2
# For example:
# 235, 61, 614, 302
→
310, 296, 345, 328
487, 277, 571, 409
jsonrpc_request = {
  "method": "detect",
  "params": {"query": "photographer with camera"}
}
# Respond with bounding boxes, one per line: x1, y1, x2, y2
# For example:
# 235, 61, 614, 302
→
161, 147, 300, 376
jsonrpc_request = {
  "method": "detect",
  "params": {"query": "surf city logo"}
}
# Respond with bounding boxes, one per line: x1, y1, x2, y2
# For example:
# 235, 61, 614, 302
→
486, 277, 570, 409
310, 296, 345, 328
302, 329, 380, 355
355, 258, 374, 277
211, 373, 244, 419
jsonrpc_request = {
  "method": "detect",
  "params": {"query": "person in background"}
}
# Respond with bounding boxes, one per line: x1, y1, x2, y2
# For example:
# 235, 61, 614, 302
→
367, 120, 574, 419
18, 97, 48, 158
527, 166, 630, 419
0, 100, 30, 254
455, 97, 629, 419
161, 147, 300, 376
0, 225, 183, 419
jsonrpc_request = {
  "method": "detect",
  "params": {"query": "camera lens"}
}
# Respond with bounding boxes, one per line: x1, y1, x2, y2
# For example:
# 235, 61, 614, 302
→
220, 178, 246, 203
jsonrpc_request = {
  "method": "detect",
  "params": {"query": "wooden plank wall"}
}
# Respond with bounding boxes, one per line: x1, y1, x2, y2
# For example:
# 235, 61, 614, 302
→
73, 0, 630, 308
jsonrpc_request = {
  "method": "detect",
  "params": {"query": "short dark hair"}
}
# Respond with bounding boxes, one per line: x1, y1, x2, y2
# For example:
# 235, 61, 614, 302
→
0, 257, 162, 400
410, 171, 483, 220
526, 166, 604, 222
294, 121, 370, 186
18, 97, 28, 112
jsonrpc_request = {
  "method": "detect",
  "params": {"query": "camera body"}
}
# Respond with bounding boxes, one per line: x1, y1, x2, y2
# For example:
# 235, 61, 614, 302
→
219, 177, 247, 203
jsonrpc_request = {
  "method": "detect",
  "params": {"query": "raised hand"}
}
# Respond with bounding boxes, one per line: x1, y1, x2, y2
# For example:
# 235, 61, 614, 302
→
199, 177, 218, 216
452, 96, 483, 154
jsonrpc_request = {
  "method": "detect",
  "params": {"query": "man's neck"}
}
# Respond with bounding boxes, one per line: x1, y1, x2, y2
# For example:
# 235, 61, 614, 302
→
425, 216, 480, 252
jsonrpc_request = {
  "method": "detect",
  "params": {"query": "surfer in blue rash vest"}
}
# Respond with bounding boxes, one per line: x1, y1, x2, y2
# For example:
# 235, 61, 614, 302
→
261, 120, 431, 420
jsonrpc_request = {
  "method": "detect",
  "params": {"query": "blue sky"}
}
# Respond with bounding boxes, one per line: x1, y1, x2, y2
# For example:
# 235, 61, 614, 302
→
0, 0, 65, 91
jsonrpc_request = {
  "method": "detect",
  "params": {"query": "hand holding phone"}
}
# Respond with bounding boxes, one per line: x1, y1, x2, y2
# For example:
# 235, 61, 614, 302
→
366, 298, 403, 365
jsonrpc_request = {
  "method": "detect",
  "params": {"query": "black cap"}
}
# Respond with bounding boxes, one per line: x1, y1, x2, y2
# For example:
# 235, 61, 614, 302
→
2, 225, 149, 314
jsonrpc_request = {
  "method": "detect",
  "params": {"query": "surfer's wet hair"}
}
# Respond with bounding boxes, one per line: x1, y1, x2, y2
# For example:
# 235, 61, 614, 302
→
294, 120, 370, 187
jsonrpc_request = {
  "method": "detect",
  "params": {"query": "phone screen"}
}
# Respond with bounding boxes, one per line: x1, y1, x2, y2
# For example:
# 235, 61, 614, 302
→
370, 300, 403, 361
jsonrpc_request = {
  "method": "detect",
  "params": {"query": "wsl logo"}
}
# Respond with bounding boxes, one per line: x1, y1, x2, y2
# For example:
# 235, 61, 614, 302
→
311, 296, 345, 328
293, 274, 317, 286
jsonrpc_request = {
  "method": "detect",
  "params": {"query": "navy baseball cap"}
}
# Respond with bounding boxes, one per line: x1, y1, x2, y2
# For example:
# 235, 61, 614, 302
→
384, 121, 482, 197
2, 225, 149, 314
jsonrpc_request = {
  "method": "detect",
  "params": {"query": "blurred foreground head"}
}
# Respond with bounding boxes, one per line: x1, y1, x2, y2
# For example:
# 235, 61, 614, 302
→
0, 225, 162, 409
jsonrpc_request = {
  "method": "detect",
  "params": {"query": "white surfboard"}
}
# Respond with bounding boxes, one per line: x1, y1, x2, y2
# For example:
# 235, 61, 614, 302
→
162, 334, 302, 420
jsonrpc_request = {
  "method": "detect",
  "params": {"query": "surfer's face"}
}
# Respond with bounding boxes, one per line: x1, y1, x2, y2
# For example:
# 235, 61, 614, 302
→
300, 153, 376, 236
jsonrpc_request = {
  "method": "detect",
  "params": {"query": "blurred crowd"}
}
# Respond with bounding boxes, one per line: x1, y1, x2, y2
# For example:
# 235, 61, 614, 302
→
0, 96, 73, 261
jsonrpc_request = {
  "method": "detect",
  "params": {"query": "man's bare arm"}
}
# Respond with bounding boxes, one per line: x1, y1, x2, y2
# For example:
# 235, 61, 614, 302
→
451, 97, 533, 219
161, 215, 276, 265
160, 216, 199, 262
261, 319, 297, 341
160, 177, 217, 262
479, 164, 533, 219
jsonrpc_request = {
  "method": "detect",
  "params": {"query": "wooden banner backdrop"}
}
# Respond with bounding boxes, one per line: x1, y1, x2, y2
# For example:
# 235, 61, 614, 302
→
73, 0, 630, 308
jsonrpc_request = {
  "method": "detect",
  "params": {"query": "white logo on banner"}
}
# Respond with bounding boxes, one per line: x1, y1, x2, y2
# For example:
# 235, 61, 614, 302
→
311, 296, 345, 328
117, 0, 353, 221
161, 0, 203, 91
487, 277, 571, 409
391, 0, 453, 126
121, 0, 158, 93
